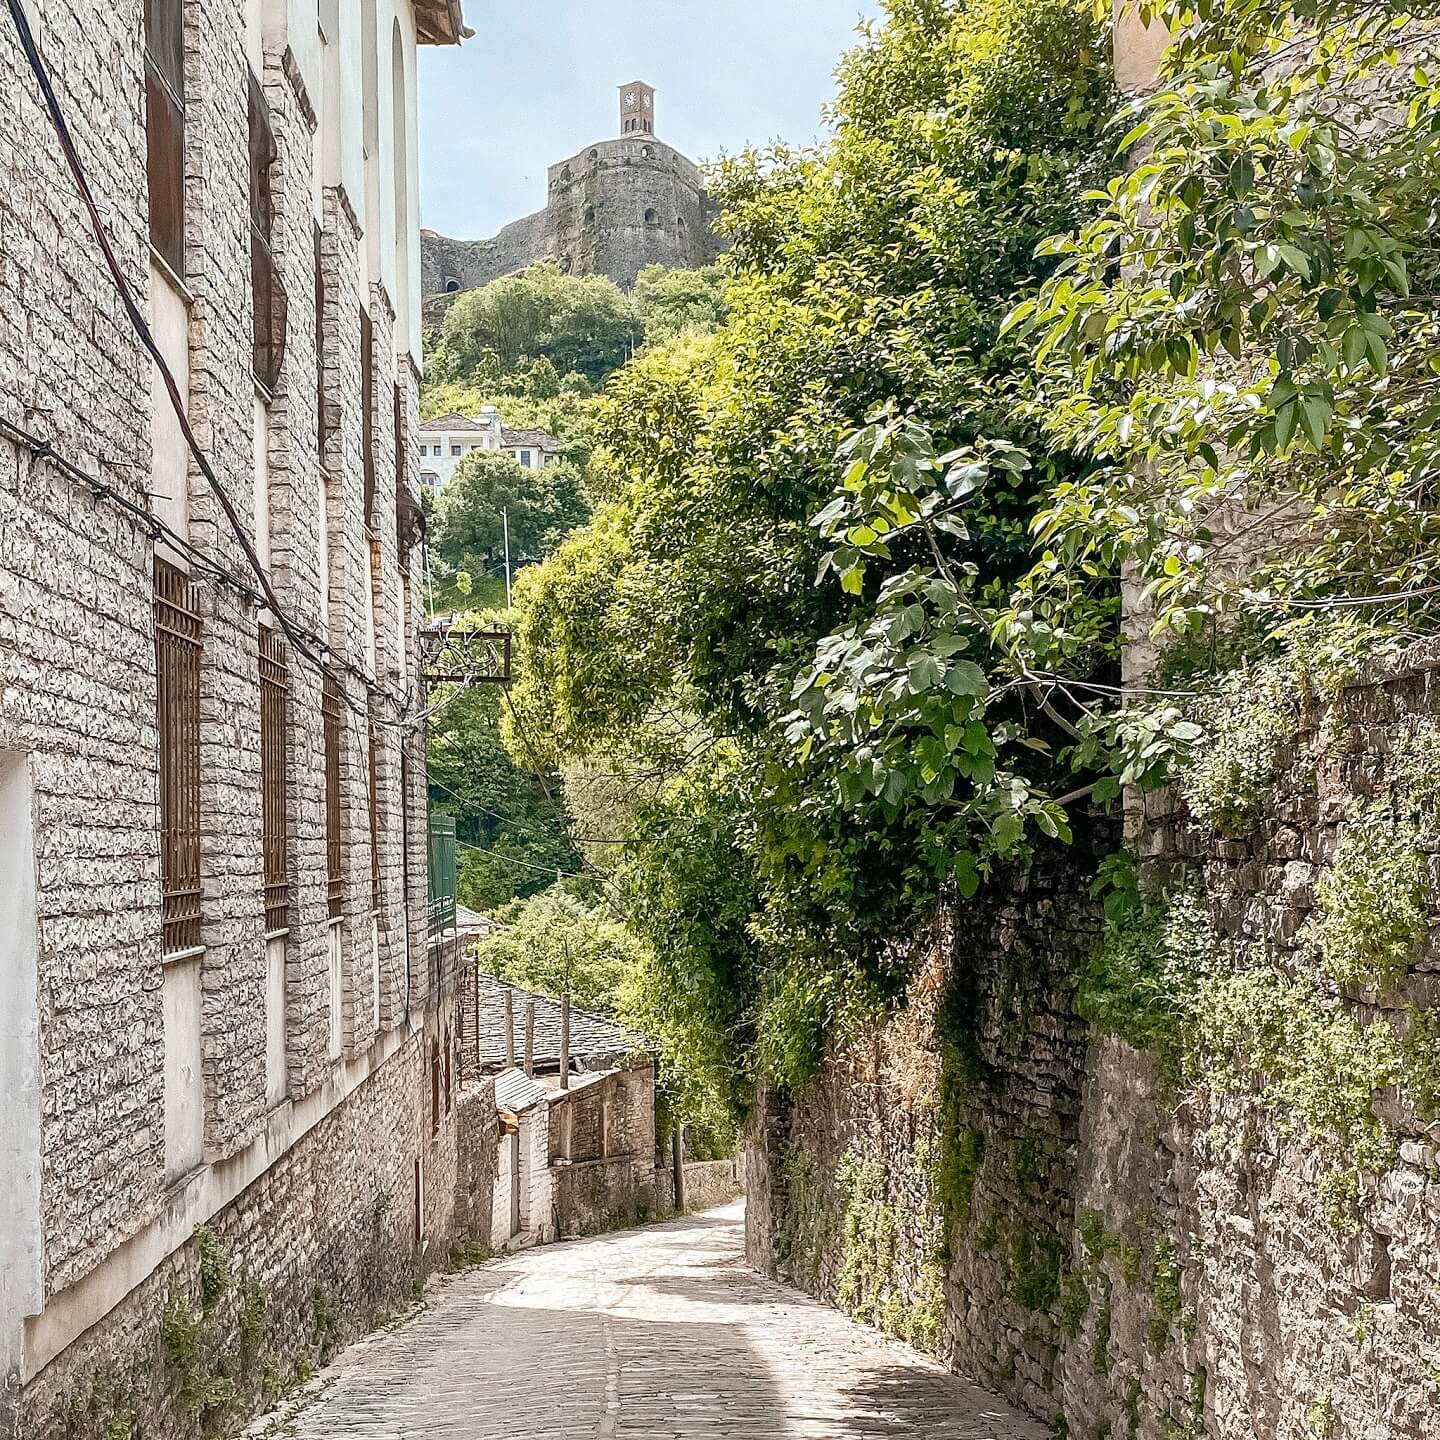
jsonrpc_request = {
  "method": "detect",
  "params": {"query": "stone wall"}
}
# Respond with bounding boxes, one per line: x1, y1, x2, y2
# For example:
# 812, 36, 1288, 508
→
0, 3, 460, 1437
653, 1159, 745, 1216
748, 650, 1440, 1439
13, 1015, 478, 1440
420, 133, 724, 300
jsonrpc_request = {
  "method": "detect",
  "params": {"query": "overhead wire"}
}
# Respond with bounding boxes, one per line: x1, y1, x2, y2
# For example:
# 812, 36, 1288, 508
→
2, 0, 426, 735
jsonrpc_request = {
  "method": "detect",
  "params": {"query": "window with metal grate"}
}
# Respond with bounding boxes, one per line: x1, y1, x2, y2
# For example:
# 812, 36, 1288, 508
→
322, 675, 343, 920
155, 559, 202, 954
259, 625, 289, 932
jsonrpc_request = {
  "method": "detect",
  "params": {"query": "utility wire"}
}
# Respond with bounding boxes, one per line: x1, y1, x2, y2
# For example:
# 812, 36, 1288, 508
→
3, 0, 420, 734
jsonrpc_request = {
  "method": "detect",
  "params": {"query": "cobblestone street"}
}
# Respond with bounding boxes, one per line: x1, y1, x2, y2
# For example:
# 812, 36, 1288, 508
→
277, 1202, 1043, 1439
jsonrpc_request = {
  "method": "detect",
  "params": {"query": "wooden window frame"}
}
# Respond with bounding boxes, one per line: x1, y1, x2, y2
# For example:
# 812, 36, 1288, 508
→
360, 306, 376, 528
259, 625, 289, 933
249, 68, 287, 395
144, 0, 186, 278
156, 559, 202, 954
322, 675, 343, 920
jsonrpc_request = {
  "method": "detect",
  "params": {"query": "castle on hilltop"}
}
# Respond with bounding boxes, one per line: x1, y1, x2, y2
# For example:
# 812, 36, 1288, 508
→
421, 82, 725, 300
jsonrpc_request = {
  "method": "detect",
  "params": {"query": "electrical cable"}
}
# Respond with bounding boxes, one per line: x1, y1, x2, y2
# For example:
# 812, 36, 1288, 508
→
2, 0, 423, 735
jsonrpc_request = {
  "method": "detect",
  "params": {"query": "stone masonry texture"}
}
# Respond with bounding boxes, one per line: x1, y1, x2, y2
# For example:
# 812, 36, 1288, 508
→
748, 649, 1440, 1439
420, 129, 724, 298
0, 3, 478, 1437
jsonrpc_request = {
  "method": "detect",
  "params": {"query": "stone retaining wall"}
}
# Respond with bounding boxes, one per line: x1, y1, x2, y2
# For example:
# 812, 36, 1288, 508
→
748, 650, 1440, 1438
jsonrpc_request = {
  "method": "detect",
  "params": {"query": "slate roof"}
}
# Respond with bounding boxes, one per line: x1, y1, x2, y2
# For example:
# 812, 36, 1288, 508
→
472, 973, 650, 1072
455, 903, 504, 938
494, 1067, 549, 1115
499, 426, 562, 452
417, 411, 489, 433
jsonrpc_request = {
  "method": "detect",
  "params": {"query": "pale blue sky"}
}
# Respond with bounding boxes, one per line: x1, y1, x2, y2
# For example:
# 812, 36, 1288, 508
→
417, 1, 882, 239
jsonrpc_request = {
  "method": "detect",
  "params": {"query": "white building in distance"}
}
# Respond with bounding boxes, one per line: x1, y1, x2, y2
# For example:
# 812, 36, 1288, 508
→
417, 406, 563, 490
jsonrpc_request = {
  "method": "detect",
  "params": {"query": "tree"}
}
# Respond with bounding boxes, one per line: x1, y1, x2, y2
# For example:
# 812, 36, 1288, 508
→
431, 451, 589, 591
505, 0, 1116, 1113
632, 264, 729, 344
478, 888, 643, 1016
437, 261, 638, 385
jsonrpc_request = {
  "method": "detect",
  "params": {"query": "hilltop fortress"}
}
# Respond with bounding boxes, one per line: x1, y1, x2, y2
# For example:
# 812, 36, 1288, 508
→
421, 83, 725, 300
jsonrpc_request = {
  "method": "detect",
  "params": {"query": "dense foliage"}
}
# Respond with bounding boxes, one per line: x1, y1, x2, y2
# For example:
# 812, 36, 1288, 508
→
478, 887, 643, 1015
506, 0, 1117, 1115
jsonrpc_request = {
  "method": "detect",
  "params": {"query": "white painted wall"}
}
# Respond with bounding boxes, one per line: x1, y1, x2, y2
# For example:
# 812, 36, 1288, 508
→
265, 934, 287, 1106
163, 955, 204, 1180
320, 0, 365, 233
149, 264, 191, 542
0, 754, 42, 1386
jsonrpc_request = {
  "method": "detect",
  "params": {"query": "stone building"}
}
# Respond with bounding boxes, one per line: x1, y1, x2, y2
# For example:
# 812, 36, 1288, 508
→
421, 82, 726, 297
0, 4, 494, 1438
417, 405, 562, 491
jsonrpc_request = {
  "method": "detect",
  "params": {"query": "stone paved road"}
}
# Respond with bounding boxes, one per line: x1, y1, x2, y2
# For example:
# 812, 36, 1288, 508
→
276, 1202, 1043, 1440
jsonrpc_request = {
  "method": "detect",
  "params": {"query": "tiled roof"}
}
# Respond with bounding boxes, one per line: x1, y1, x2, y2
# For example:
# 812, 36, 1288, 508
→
417, 411, 489, 433
494, 1067, 549, 1115
500, 426, 562, 451
456, 903, 504, 936
472, 973, 649, 1071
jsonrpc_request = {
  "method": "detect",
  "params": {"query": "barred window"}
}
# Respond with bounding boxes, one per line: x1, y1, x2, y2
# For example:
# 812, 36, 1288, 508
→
368, 719, 381, 911
322, 675, 343, 920
259, 626, 289, 933
155, 559, 202, 954
144, 0, 185, 277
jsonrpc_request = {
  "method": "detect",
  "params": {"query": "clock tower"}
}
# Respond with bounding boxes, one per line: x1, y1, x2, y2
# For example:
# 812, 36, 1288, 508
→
619, 81, 656, 136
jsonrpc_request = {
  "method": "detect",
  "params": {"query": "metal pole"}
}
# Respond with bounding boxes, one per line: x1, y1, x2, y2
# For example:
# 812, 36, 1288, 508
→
504, 988, 515, 1068
671, 1124, 686, 1215
559, 994, 570, 1091
502, 506, 512, 608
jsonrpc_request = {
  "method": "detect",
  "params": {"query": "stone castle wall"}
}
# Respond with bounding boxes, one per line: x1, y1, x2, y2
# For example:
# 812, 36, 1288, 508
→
421, 134, 724, 299
748, 648, 1440, 1439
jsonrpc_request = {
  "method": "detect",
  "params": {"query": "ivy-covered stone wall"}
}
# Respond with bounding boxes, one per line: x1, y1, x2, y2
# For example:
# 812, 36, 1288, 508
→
748, 643, 1440, 1439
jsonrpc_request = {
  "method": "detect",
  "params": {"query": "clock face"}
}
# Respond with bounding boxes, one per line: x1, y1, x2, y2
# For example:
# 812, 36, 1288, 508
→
625, 92, 637, 107
643, 94, 652, 108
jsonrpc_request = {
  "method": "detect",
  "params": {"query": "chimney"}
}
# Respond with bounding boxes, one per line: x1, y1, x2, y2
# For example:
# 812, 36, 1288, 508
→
504, 988, 515, 1067
524, 999, 535, 1077
559, 994, 571, 1091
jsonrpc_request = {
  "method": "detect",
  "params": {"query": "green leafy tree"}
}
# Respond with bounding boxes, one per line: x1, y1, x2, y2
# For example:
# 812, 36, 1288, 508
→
479, 888, 643, 1016
506, 0, 1116, 1113
437, 261, 639, 385
632, 264, 729, 344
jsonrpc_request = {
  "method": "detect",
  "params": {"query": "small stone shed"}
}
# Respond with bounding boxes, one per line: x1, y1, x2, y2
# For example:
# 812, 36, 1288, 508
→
464, 975, 662, 1242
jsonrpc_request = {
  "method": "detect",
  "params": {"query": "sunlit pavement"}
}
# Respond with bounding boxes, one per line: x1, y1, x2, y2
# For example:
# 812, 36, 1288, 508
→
277, 1200, 1042, 1439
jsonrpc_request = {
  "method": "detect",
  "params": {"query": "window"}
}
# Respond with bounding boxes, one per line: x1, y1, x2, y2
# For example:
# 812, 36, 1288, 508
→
315, 221, 330, 457
155, 559, 202, 954
393, 380, 406, 501
322, 675, 342, 920
450, 445, 460, 457
145, 0, 185, 277
644, 207, 657, 224
249, 69, 287, 393
430, 1039, 441, 1137
444, 1027, 453, 1114
519, 451, 532, 469
367, 720, 381, 912
420, 471, 438, 491
360, 306, 376, 527
259, 625, 289, 932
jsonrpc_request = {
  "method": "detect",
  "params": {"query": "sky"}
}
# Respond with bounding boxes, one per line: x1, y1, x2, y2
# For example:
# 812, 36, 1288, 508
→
417, 1, 883, 240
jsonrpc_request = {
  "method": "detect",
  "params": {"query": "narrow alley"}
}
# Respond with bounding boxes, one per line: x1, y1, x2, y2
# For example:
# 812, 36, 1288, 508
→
277, 1204, 1042, 1439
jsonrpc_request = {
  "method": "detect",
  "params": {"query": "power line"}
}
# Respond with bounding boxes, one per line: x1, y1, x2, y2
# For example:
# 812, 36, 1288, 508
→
3, 1, 419, 735
453, 835, 584, 879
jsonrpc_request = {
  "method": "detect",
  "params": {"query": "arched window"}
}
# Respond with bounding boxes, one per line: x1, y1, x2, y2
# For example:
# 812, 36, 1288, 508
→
561, 165, 572, 183
640, 144, 653, 159
644, 207, 657, 224
444, 277, 459, 294
584, 205, 595, 224
588, 148, 598, 163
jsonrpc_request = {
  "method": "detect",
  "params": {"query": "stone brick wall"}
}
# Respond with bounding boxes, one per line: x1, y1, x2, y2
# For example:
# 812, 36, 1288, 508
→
653, 1159, 744, 1216
749, 650, 1440, 1440
14, 1014, 472, 1440
0, 4, 469, 1437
